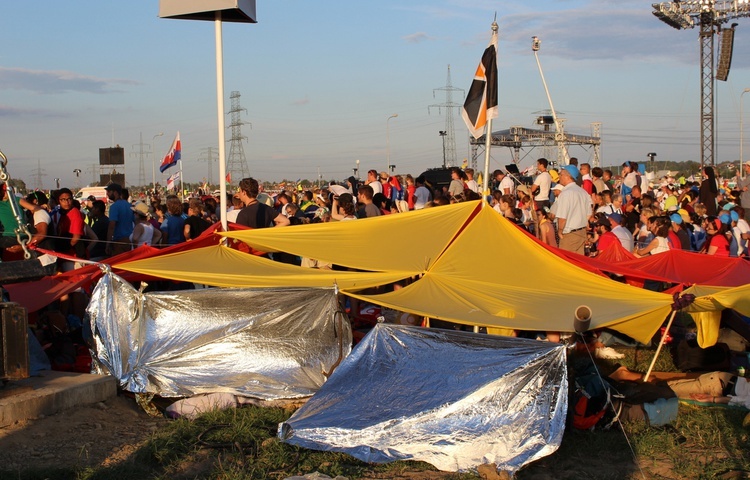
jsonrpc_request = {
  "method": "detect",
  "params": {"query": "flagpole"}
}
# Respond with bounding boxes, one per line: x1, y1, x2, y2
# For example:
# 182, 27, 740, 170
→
215, 11, 228, 231
177, 160, 184, 201
481, 117, 493, 204
481, 21, 498, 204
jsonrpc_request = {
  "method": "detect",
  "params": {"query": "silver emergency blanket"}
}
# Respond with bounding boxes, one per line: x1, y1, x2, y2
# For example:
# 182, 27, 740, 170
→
86, 272, 351, 399
279, 324, 567, 474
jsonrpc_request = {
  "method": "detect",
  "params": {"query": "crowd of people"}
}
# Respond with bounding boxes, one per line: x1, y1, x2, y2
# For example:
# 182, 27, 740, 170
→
3, 158, 750, 271
487, 157, 750, 259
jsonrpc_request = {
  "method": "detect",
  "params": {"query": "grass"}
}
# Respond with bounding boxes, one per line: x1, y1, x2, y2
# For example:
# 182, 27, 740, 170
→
3, 340, 749, 480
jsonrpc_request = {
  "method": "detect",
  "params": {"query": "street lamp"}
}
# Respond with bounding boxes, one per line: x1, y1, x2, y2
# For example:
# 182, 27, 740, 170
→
354, 159, 360, 178
386, 114, 398, 173
152, 132, 164, 193
647, 152, 657, 174
741, 88, 750, 179
73, 168, 82, 189
439, 131, 447, 168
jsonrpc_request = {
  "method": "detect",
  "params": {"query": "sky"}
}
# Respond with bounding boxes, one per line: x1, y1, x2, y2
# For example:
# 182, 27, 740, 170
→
1, 0, 749, 190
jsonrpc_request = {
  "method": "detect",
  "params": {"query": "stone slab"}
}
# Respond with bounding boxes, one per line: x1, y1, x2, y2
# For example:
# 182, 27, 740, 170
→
0, 370, 117, 427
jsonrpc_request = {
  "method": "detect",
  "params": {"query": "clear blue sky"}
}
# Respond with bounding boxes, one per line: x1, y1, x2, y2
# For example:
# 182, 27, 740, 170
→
1, 0, 749, 190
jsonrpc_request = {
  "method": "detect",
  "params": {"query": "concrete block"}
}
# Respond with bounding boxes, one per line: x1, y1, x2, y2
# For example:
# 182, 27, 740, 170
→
0, 370, 117, 427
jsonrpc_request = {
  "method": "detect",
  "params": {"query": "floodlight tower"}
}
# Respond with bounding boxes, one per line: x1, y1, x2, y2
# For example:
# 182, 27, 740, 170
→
651, 1, 750, 168
532, 36, 570, 165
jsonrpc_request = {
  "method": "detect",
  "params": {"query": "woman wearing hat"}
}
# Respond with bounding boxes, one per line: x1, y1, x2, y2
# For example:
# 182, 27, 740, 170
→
130, 201, 161, 247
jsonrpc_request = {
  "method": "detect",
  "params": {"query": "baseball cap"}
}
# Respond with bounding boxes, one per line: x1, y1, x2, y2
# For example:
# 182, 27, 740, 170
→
607, 212, 623, 224
562, 164, 580, 180
104, 183, 122, 194
669, 213, 683, 225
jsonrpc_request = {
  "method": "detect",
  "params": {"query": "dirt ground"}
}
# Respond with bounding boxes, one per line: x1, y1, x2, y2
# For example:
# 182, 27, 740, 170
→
0, 392, 730, 480
0, 393, 169, 472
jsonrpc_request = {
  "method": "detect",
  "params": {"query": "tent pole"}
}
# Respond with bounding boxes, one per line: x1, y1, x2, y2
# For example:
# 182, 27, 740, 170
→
643, 309, 678, 383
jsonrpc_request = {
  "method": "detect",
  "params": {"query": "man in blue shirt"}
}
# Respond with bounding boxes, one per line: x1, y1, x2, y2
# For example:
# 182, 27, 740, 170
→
104, 183, 134, 257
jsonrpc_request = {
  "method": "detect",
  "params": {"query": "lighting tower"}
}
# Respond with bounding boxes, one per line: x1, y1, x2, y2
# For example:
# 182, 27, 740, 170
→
226, 91, 251, 186
651, 1, 750, 168
429, 65, 465, 168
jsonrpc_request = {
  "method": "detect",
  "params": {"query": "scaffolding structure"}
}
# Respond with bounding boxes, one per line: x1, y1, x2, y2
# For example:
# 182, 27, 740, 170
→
470, 122, 601, 170
651, 1, 750, 167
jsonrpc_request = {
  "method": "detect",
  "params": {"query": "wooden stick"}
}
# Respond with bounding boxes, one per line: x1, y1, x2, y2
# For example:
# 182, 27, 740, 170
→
643, 309, 678, 383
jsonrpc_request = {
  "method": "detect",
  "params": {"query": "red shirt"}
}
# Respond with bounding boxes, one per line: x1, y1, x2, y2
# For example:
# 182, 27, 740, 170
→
596, 231, 618, 253
57, 207, 85, 237
582, 179, 594, 195
708, 234, 730, 256
406, 185, 416, 210
667, 230, 681, 250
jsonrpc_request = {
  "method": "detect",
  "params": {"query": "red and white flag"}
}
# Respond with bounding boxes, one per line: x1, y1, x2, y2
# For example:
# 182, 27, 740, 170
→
167, 172, 180, 191
159, 132, 181, 173
461, 29, 498, 139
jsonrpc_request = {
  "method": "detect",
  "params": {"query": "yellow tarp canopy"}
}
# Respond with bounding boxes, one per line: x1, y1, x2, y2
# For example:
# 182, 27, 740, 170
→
217, 200, 480, 272
344, 205, 674, 344
117, 244, 415, 289
115, 201, 748, 346
682, 284, 750, 347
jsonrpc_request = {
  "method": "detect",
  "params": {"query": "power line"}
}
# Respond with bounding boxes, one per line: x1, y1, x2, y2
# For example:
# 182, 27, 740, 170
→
198, 147, 218, 185
30, 159, 46, 190
226, 91, 251, 185
130, 132, 150, 187
429, 65, 465, 168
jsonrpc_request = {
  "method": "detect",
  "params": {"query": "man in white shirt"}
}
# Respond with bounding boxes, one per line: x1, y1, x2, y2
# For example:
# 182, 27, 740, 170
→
531, 158, 552, 209
493, 170, 514, 195
465, 168, 480, 194
551, 165, 592, 254
366, 169, 383, 195
608, 213, 634, 252
731, 207, 750, 256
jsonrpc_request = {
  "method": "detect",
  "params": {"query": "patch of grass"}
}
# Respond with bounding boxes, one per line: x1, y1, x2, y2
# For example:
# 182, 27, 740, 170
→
3, 342, 748, 480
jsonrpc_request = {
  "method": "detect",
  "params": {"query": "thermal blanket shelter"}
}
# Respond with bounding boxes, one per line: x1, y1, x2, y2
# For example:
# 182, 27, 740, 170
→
279, 324, 567, 474
87, 272, 351, 399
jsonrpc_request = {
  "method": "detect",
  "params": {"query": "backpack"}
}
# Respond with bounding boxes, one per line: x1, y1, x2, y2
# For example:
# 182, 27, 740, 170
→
572, 361, 613, 430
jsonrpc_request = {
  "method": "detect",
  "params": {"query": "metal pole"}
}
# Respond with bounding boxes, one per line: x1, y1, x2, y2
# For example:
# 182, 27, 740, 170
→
742, 88, 750, 180
152, 132, 163, 194
481, 117, 493, 204
439, 131, 447, 168
386, 114, 398, 173
215, 12, 228, 231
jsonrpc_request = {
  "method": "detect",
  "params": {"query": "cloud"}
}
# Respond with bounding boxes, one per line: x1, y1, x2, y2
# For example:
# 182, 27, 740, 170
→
0, 105, 68, 118
499, 8, 699, 65
403, 32, 433, 44
291, 96, 310, 106
0, 67, 138, 94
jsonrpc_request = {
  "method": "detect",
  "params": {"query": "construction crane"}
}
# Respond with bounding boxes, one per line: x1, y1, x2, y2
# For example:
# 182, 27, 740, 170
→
651, 0, 750, 168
